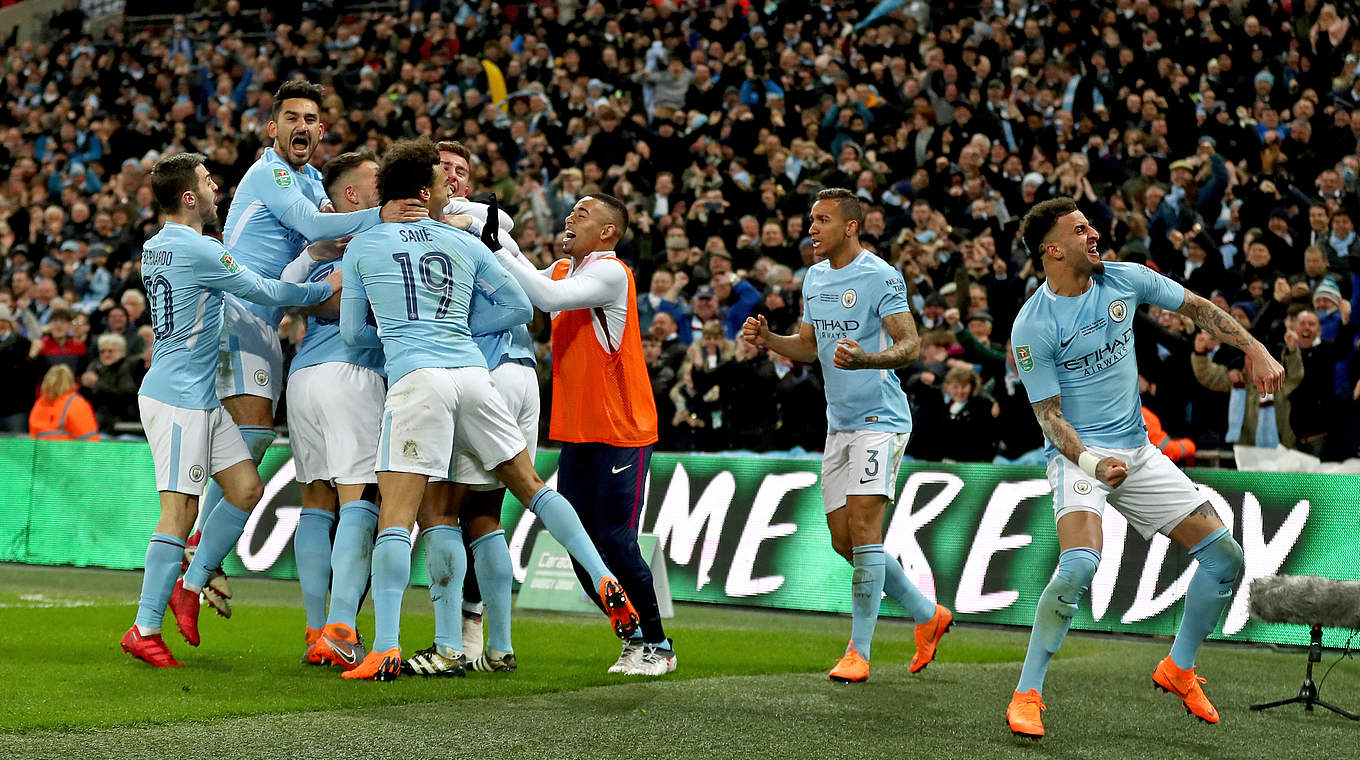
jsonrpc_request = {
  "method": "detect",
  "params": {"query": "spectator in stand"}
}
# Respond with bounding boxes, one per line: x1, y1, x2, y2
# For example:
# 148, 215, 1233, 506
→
911, 366, 999, 462
30, 308, 86, 370
1192, 329, 1304, 450
1290, 308, 1357, 458
119, 289, 149, 328
637, 268, 688, 334
669, 323, 736, 452
642, 333, 679, 450
714, 339, 780, 452
29, 364, 98, 442
0, 305, 40, 432
769, 353, 826, 451
1, 1, 1358, 458
988, 343, 1045, 464
648, 310, 689, 368
81, 333, 140, 434
710, 271, 761, 340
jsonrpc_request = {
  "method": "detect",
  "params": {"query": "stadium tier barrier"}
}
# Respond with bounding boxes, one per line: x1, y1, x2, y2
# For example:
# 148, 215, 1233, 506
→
2, 438, 1356, 647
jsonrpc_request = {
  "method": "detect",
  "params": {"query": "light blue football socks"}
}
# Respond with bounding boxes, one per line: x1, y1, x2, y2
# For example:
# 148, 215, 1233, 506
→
471, 529, 515, 654
1170, 528, 1243, 669
370, 526, 412, 652
1016, 547, 1101, 695
134, 533, 186, 635
326, 500, 379, 629
424, 525, 467, 653
849, 544, 887, 660
294, 508, 335, 630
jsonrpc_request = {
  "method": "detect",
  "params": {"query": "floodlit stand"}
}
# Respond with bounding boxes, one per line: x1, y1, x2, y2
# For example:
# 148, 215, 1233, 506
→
1250, 625, 1359, 720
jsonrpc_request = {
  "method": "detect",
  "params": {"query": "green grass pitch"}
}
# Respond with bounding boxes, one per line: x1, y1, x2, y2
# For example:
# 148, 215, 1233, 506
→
1, 564, 1357, 759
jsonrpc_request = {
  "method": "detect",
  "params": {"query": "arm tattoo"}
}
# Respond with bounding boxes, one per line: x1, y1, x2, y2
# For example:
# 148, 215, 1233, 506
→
1189, 501, 1218, 520
1177, 292, 1255, 352
865, 311, 921, 369
1030, 395, 1086, 463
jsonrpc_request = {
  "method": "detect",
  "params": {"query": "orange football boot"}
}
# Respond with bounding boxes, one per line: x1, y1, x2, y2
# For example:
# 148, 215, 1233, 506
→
829, 642, 870, 683
341, 647, 403, 681
1153, 656, 1220, 723
1006, 689, 1046, 740
300, 627, 323, 664
311, 623, 366, 670
909, 604, 954, 673
599, 577, 640, 639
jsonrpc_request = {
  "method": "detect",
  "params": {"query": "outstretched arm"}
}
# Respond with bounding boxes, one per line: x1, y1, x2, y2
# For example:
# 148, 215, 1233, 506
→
1176, 290, 1284, 392
1031, 394, 1128, 487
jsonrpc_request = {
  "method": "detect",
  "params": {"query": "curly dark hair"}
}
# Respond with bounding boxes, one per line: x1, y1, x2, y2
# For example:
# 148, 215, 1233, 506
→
378, 137, 439, 205
1020, 197, 1079, 267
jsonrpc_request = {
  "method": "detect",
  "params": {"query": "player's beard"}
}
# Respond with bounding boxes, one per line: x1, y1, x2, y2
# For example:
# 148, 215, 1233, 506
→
280, 129, 316, 169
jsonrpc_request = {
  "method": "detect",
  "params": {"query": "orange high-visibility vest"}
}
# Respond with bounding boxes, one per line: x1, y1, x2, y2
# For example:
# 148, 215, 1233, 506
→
30, 391, 99, 441
1143, 406, 1196, 462
548, 256, 658, 447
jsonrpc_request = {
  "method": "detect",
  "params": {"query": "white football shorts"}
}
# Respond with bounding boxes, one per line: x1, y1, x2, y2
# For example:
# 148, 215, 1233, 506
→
378, 366, 525, 478
821, 429, 911, 514
215, 296, 284, 405
1047, 443, 1202, 539
138, 395, 251, 496
286, 362, 385, 485
448, 361, 539, 489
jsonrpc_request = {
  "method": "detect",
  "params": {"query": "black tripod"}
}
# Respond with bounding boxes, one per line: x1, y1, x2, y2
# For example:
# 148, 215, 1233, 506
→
1251, 624, 1359, 720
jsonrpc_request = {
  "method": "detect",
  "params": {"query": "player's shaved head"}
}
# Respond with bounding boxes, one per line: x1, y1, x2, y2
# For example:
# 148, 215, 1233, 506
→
378, 138, 440, 205
581, 193, 629, 241
150, 152, 207, 212
1020, 197, 1079, 267
323, 149, 378, 200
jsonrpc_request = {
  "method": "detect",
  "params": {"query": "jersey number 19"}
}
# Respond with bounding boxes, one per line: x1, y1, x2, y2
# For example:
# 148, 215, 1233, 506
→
391, 251, 457, 320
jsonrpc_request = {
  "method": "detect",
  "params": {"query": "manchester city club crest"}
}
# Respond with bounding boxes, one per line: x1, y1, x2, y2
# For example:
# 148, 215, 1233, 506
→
1108, 299, 1128, 322
1074, 480, 1093, 495
189, 465, 205, 483
841, 289, 857, 308
254, 369, 270, 386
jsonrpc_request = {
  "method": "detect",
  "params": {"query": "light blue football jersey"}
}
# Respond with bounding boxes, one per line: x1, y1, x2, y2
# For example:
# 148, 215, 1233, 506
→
139, 222, 333, 409
800, 250, 914, 433
1010, 261, 1186, 457
470, 312, 536, 370
341, 218, 532, 384
289, 258, 386, 377
221, 148, 381, 327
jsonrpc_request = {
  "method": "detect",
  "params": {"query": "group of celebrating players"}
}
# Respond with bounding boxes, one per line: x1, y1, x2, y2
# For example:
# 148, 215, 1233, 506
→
119, 81, 1286, 741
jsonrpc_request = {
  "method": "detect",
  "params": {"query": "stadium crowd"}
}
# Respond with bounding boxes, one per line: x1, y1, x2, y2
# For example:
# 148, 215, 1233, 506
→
1, 0, 1359, 460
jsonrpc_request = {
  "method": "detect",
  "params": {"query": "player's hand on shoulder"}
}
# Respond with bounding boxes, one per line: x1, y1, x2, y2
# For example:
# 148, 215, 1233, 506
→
323, 267, 343, 293
381, 199, 428, 223
834, 338, 868, 369
1096, 457, 1129, 488
446, 213, 476, 231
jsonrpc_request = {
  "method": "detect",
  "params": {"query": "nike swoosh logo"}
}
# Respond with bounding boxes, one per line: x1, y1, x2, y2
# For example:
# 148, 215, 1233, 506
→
1059, 334, 1075, 348
334, 644, 359, 665
858, 477, 876, 484
612, 465, 633, 474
